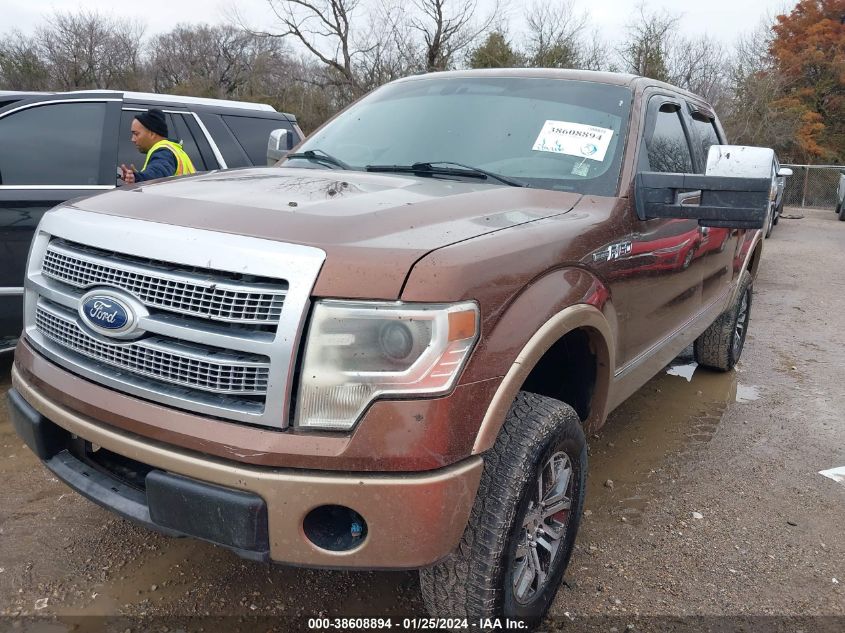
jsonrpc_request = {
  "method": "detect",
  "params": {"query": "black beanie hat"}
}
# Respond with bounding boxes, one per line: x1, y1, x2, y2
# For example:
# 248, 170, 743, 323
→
135, 108, 167, 137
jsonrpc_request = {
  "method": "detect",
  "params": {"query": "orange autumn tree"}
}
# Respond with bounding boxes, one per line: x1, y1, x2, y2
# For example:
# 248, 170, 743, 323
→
770, 0, 845, 162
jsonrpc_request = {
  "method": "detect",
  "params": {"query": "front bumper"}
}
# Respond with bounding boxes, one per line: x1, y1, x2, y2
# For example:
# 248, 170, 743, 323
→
8, 365, 483, 569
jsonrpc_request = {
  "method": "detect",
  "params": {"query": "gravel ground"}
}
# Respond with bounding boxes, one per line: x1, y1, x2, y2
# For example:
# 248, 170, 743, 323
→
0, 207, 843, 633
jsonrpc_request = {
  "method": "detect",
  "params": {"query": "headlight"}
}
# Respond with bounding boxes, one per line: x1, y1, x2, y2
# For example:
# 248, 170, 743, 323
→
296, 300, 479, 430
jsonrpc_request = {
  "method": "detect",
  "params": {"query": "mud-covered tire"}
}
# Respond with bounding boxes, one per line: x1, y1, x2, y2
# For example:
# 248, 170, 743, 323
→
694, 270, 752, 371
419, 392, 586, 629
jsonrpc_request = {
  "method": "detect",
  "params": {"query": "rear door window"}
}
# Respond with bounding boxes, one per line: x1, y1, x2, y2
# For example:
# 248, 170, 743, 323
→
183, 114, 220, 169
0, 102, 107, 185
197, 113, 250, 168
642, 104, 694, 174
171, 114, 206, 170
690, 114, 722, 173
222, 115, 292, 166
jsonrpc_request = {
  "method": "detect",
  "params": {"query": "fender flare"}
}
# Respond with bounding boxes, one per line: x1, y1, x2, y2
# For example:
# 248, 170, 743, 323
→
733, 231, 763, 304
471, 303, 615, 454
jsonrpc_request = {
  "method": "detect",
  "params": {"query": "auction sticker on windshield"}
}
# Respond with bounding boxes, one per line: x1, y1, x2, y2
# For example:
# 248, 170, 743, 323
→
532, 121, 614, 161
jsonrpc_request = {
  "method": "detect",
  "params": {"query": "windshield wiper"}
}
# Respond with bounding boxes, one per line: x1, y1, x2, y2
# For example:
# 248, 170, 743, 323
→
365, 161, 526, 187
285, 149, 351, 170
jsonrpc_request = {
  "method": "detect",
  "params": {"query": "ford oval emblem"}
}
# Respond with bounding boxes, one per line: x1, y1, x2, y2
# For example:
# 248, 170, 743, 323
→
80, 294, 133, 333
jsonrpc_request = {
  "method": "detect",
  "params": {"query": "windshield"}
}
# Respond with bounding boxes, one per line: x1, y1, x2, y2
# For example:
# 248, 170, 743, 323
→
287, 76, 633, 196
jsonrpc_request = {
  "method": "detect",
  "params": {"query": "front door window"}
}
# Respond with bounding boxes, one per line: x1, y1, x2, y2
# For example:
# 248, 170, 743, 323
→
0, 102, 107, 186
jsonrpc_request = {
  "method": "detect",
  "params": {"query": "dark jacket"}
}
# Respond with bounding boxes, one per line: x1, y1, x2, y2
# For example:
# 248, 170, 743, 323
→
134, 146, 177, 182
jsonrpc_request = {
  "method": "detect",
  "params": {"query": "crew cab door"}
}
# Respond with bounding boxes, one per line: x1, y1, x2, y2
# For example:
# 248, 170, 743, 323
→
684, 104, 741, 307
0, 95, 120, 342
617, 95, 704, 367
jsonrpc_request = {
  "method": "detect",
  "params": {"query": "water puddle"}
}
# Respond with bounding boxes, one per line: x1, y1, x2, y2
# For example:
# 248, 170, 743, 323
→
735, 384, 760, 403
666, 361, 698, 382
587, 354, 738, 523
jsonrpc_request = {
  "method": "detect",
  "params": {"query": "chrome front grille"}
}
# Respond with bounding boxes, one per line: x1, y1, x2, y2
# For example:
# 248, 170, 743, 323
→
24, 208, 326, 427
36, 301, 270, 395
43, 240, 287, 325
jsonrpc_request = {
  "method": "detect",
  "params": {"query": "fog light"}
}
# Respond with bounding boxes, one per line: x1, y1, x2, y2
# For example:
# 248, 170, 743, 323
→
303, 505, 368, 551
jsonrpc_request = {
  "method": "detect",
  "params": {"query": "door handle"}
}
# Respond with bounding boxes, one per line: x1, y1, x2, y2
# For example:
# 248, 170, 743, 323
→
678, 190, 702, 206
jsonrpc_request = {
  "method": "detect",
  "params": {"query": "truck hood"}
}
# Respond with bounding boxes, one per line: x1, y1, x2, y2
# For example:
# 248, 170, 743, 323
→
74, 167, 581, 299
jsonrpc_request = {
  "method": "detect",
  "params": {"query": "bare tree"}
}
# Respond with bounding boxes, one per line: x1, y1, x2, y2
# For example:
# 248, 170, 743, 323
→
35, 11, 144, 90
149, 25, 290, 99
524, 1, 587, 68
721, 20, 795, 154
248, 0, 371, 99
0, 31, 50, 90
668, 34, 728, 107
578, 30, 615, 71
411, 0, 496, 71
353, 1, 421, 88
618, 4, 679, 81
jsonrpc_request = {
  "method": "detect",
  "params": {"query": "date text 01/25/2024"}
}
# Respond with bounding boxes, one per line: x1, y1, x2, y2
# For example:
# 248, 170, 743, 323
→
307, 618, 529, 630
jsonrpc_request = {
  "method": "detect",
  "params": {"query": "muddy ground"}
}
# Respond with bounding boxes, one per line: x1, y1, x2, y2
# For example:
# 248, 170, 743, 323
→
0, 207, 843, 633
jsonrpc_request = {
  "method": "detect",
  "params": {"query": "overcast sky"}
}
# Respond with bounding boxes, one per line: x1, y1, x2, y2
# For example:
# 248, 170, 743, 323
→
4, 0, 791, 47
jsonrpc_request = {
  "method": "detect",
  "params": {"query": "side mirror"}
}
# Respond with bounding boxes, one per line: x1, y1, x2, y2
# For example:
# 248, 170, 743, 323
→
777, 167, 793, 177
634, 145, 774, 230
267, 129, 290, 165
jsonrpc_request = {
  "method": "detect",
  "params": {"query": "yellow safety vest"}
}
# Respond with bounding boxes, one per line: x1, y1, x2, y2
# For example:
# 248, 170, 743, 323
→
142, 139, 196, 176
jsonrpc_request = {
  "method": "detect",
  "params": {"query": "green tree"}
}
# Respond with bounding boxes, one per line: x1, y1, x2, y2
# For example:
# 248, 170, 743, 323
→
468, 31, 522, 68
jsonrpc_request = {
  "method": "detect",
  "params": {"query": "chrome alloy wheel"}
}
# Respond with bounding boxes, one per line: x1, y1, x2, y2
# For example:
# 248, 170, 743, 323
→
511, 451, 574, 604
733, 287, 750, 359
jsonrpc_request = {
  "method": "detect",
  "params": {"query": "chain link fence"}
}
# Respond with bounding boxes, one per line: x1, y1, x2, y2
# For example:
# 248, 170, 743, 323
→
781, 165, 843, 209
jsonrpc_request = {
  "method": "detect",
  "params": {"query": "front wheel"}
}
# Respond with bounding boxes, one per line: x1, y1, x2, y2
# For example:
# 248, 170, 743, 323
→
694, 270, 752, 371
419, 392, 587, 628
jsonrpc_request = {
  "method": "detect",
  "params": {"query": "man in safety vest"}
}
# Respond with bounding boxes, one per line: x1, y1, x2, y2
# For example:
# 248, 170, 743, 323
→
119, 108, 196, 183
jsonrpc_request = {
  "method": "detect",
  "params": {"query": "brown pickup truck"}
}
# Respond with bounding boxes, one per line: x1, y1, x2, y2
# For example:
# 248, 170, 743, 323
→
7, 69, 773, 626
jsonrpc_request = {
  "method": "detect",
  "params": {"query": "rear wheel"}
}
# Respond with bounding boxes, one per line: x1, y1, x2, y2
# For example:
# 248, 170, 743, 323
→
694, 270, 752, 371
419, 392, 586, 628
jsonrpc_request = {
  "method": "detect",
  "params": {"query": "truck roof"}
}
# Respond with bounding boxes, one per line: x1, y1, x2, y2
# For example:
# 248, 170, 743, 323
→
397, 68, 713, 107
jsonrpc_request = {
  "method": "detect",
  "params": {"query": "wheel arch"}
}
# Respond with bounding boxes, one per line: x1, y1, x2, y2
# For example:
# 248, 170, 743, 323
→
472, 303, 614, 455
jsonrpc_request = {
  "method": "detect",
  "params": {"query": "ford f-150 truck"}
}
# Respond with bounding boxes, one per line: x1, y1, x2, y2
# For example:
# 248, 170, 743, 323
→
6, 69, 774, 626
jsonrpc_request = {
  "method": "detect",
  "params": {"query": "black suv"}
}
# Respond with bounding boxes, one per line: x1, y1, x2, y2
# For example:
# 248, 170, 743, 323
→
0, 90, 303, 350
